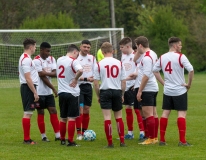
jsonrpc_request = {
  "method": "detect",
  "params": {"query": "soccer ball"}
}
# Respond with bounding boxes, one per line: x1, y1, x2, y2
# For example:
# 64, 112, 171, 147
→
83, 130, 96, 141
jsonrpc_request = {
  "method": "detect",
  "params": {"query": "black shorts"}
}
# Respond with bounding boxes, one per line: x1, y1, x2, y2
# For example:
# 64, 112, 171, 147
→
134, 88, 158, 109
37, 94, 55, 109
20, 84, 36, 111
162, 92, 187, 111
100, 89, 122, 112
58, 92, 80, 118
123, 86, 135, 106
79, 83, 93, 106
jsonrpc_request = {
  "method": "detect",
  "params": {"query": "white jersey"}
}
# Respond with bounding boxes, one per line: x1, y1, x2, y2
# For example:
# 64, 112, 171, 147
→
94, 57, 126, 90
77, 54, 96, 85
19, 53, 38, 85
57, 56, 83, 96
137, 50, 158, 92
33, 55, 56, 95
121, 53, 136, 91
153, 51, 193, 96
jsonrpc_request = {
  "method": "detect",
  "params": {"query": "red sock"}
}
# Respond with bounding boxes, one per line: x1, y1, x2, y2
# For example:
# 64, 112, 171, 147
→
126, 108, 133, 131
146, 116, 155, 139
104, 120, 112, 145
22, 118, 30, 140
82, 113, 90, 134
60, 121, 66, 140
116, 118, 125, 143
135, 109, 144, 132
37, 114, 45, 134
155, 117, 159, 138
177, 117, 186, 143
76, 114, 82, 134
143, 118, 148, 138
50, 113, 60, 133
68, 120, 75, 143
160, 117, 168, 142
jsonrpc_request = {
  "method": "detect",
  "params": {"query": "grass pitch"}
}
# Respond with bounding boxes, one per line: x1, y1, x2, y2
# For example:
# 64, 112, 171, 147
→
0, 73, 205, 160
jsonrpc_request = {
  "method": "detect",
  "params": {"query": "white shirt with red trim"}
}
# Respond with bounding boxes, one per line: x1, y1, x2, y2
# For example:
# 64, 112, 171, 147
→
33, 55, 56, 95
121, 53, 136, 91
19, 53, 38, 85
94, 57, 126, 90
136, 50, 158, 92
153, 51, 193, 96
57, 56, 83, 96
77, 54, 96, 85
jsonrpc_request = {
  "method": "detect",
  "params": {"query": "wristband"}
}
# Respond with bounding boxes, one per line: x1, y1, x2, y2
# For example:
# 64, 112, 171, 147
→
84, 78, 87, 81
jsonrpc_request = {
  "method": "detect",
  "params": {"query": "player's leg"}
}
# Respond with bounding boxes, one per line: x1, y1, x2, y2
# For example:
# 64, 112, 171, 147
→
159, 94, 172, 145
21, 84, 36, 144
58, 93, 68, 145
67, 93, 80, 146
153, 92, 159, 143
134, 88, 145, 140
100, 89, 113, 148
113, 89, 125, 147
46, 95, 60, 141
82, 84, 92, 135
175, 92, 191, 146
76, 91, 84, 139
138, 92, 156, 145
123, 89, 134, 139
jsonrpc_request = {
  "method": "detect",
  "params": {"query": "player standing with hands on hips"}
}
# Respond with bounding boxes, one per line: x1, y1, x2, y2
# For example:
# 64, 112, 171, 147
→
153, 37, 194, 146
57, 44, 83, 146
93, 42, 126, 148
19, 38, 39, 144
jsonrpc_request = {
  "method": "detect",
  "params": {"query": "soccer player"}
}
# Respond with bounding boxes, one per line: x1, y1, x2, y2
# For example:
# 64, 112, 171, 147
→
153, 37, 194, 146
33, 42, 60, 142
75, 40, 96, 140
57, 44, 83, 146
93, 42, 126, 148
119, 37, 145, 140
134, 36, 159, 145
19, 38, 39, 144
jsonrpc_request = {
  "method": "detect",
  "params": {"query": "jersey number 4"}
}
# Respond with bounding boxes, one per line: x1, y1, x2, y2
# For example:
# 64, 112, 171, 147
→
165, 61, 172, 74
105, 65, 119, 78
58, 65, 65, 78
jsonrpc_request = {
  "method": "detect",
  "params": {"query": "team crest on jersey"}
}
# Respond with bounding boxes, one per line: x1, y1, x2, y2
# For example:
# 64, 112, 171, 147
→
88, 59, 91, 62
47, 61, 51, 64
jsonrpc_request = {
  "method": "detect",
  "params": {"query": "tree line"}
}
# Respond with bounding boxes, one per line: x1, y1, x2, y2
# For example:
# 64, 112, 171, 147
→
0, 0, 206, 71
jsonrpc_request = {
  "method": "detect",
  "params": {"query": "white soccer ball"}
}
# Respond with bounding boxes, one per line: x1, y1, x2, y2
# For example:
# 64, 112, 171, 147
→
83, 130, 96, 141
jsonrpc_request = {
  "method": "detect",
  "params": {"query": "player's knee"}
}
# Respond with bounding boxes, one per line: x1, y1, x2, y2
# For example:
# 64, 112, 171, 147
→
48, 107, 57, 114
37, 109, 44, 115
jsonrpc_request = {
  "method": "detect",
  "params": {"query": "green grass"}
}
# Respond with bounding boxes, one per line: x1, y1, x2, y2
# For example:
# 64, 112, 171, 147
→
0, 73, 205, 160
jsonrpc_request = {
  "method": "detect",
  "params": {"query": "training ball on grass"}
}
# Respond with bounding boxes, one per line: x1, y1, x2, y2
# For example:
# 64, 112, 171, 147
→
83, 130, 96, 141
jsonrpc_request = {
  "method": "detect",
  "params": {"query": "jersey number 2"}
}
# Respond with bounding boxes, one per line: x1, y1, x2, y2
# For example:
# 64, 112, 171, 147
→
58, 65, 65, 78
165, 61, 172, 74
105, 65, 119, 78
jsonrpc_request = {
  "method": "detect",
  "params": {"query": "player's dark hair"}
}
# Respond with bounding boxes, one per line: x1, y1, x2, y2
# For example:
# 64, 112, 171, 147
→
119, 37, 132, 46
81, 40, 91, 46
132, 44, 137, 50
23, 38, 36, 49
168, 37, 181, 47
134, 36, 149, 48
40, 42, 51, 49
67, 44, 80, 52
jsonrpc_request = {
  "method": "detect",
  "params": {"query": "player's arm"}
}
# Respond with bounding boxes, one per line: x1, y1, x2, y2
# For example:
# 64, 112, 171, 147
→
93, 80, 100, 99
153, 72, 164, 86
186, 70, 194, 90
133, 50, 141, 63
42, 69, 56, 77
24, 72, 39, 102
121, 79, 126, 95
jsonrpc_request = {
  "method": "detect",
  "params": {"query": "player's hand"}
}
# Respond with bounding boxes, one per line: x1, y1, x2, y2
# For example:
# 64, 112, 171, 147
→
130, 86, 134, 91
137, 91, 142, 102
34, 93, 39, 102
128, 73, 137, 80
69, 79, 78, 88
88, 76, 94, 82
122, 96, 124, 103
97, 98, 100, 103
182, 84, 191, 90
53, 89, 58, 97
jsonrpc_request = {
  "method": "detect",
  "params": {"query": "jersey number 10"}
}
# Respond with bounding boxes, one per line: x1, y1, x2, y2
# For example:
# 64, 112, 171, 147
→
105, 65, 119, 78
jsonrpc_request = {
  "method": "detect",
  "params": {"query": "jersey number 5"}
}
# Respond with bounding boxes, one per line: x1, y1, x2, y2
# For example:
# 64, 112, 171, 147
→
58, 65, 65, 78
105, 65, 119, 78
165, 61, 172, 74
